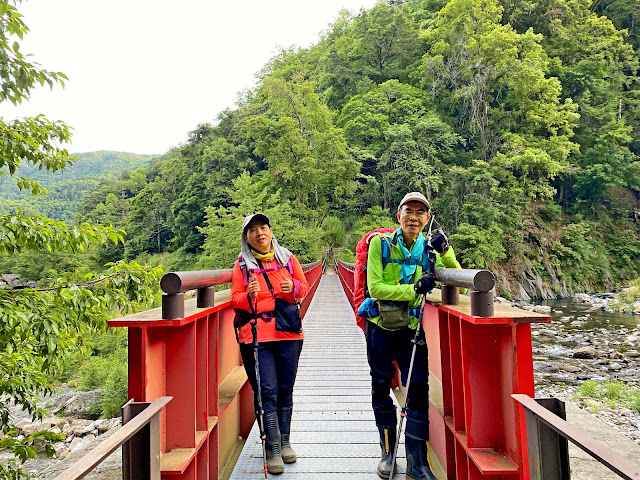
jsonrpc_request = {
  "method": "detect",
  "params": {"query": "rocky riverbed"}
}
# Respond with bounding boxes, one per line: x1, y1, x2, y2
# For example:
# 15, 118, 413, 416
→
0, 385, 121, 478
507, 294, 640, 446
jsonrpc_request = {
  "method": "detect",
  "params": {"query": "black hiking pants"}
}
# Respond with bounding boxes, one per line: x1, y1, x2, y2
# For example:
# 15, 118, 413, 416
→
240, 339, 303, 415
365, 321, 430, 438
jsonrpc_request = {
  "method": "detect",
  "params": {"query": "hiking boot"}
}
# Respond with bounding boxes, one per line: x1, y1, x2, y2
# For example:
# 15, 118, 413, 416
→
376, 425, 397, 479
278, 407, 297, 463
405, 436, 437, 480
264, 412, 284, 474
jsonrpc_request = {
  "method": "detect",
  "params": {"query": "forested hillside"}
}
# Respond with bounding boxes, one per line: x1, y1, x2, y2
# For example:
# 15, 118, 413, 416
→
73, 0, 640, 299
0, 151, 155, 222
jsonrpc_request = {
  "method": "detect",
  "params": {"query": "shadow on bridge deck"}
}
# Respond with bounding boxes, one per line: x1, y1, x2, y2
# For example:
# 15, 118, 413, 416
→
229, 271, 406, 479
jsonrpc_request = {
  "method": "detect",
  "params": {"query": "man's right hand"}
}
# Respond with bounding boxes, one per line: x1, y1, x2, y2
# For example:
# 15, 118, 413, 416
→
414, 272, 435, 295
247, 280, 260, 300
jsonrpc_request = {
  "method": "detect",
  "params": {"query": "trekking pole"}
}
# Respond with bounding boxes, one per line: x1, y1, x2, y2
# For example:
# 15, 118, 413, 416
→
248, 273, 268, 479
389, 294, 427, 479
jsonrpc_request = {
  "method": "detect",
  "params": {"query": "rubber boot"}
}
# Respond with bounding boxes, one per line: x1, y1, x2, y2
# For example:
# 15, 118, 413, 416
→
264, 412, 284, 474
405, 415, 436, 480
278, 407, 297, 463
376, 425, 397, 479
405, 436, 437, 480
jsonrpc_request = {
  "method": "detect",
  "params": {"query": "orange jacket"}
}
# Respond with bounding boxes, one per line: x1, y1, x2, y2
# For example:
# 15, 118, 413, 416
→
231, 254, 309, 344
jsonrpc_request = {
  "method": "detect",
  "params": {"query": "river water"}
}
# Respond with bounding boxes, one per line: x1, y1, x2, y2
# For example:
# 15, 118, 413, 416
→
528, 298, 640, 387
541, 298, 640, 330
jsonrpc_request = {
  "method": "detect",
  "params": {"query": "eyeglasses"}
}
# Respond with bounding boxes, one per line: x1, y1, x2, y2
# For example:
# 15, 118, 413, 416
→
401, 209, 429, 218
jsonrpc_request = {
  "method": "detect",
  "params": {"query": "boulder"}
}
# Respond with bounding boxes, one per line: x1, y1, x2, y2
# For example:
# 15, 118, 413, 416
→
562, 365, 582, 373
68, 436, 82, 450
533, 305, 552, 314
573, 346, 598, 359
538, 328, 556, 336
574, 293, 593, 304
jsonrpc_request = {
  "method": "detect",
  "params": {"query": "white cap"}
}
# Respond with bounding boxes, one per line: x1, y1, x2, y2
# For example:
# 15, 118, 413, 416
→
397, 192, 430, 212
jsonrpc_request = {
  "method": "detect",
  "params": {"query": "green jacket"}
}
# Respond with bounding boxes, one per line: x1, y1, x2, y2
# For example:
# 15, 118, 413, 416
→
366, 231, 462, 330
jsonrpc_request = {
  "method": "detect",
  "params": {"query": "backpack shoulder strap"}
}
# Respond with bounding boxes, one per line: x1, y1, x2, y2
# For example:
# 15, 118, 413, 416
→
286, 258, 294, 276
380, 235, 393, 270
238, 254, 249, 287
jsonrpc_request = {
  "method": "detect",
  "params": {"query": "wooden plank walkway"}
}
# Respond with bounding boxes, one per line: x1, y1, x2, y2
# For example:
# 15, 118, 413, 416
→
230, 270, 405, 479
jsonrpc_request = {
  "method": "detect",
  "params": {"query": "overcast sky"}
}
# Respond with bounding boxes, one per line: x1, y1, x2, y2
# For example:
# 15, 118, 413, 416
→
5, 0, 378, 155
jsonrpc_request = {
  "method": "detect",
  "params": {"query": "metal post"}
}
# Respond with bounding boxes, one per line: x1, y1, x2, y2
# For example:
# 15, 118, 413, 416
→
162, 293, 184, 319
470, 290, 494, 317
526, 398, 570, 480
197, 286, 215, 308
441, 285, 459, 305
122, 399, 160, 480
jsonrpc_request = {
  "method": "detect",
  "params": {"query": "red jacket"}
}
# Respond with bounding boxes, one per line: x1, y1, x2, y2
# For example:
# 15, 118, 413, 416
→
231, 254, 309, 344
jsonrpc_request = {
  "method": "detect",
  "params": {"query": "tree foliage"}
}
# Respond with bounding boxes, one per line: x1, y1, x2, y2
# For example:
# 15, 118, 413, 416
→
5, 0, 640, 298
0, 2, 162, 475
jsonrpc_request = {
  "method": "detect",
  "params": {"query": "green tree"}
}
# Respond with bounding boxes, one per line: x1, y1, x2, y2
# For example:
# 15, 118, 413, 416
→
170, 134, 255, 252
422, 0, 579, 183
338, 80, 462, 209
319, 2, 421, 109
200, 172, 323, 268
0, 3, 162, 476
246, 77, 360, 218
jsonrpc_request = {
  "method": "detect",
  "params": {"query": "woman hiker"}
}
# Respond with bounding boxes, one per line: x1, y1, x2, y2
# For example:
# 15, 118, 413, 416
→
231, 213, 309, 475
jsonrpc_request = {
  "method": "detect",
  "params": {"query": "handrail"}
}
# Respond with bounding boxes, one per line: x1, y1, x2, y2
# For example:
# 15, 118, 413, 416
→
334, 260, 494, 291
160, 261, 323, 294
335, 258, 354, 271
334, 258, 496, 316
52, 396, 172, 480
161, 269, 233, 294
513, 394, 640, 480
159, 260, 323, 319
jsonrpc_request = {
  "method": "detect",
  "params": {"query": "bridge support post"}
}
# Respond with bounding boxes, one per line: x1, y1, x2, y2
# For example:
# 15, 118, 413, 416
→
524, 398, 570, 480
440, 285, 459, 305
334, 262, 552, 480
197, 286, 215, 308
162, 293, 184, 319
110, 261, 325, 480
469, 290, 494, 317
122, 399, 160, 480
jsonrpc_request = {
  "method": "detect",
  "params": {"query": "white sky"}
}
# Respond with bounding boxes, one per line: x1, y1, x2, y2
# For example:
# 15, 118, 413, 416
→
4, 0, 378, 155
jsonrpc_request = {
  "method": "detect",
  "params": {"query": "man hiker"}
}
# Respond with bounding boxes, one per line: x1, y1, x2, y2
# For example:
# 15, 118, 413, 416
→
363, 192, 463, 480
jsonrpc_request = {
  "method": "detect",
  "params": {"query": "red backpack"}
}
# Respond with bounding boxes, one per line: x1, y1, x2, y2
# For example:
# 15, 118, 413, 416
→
353, 228, 397, 330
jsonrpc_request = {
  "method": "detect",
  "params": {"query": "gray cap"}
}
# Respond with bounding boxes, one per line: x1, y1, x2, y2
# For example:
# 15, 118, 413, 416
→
397, 192, 430, 212
242, 213, 270, 234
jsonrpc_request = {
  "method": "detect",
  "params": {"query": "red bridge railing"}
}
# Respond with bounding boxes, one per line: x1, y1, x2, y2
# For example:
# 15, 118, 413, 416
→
335, 258, 550, 480
108, 260, 324, 479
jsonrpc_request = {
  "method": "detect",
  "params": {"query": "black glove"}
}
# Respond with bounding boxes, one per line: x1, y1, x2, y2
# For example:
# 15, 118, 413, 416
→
414, 272, 435, 295
430, 228, 449, 254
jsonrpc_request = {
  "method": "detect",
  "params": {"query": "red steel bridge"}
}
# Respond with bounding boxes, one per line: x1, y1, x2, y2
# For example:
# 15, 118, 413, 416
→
52, 259, 639, 480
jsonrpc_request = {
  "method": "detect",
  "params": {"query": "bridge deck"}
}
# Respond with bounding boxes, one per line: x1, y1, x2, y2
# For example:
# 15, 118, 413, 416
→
230, 270, 405, 479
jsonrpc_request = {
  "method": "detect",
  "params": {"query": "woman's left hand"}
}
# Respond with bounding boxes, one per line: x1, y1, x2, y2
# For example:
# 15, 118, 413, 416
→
280, 279, 294, 294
